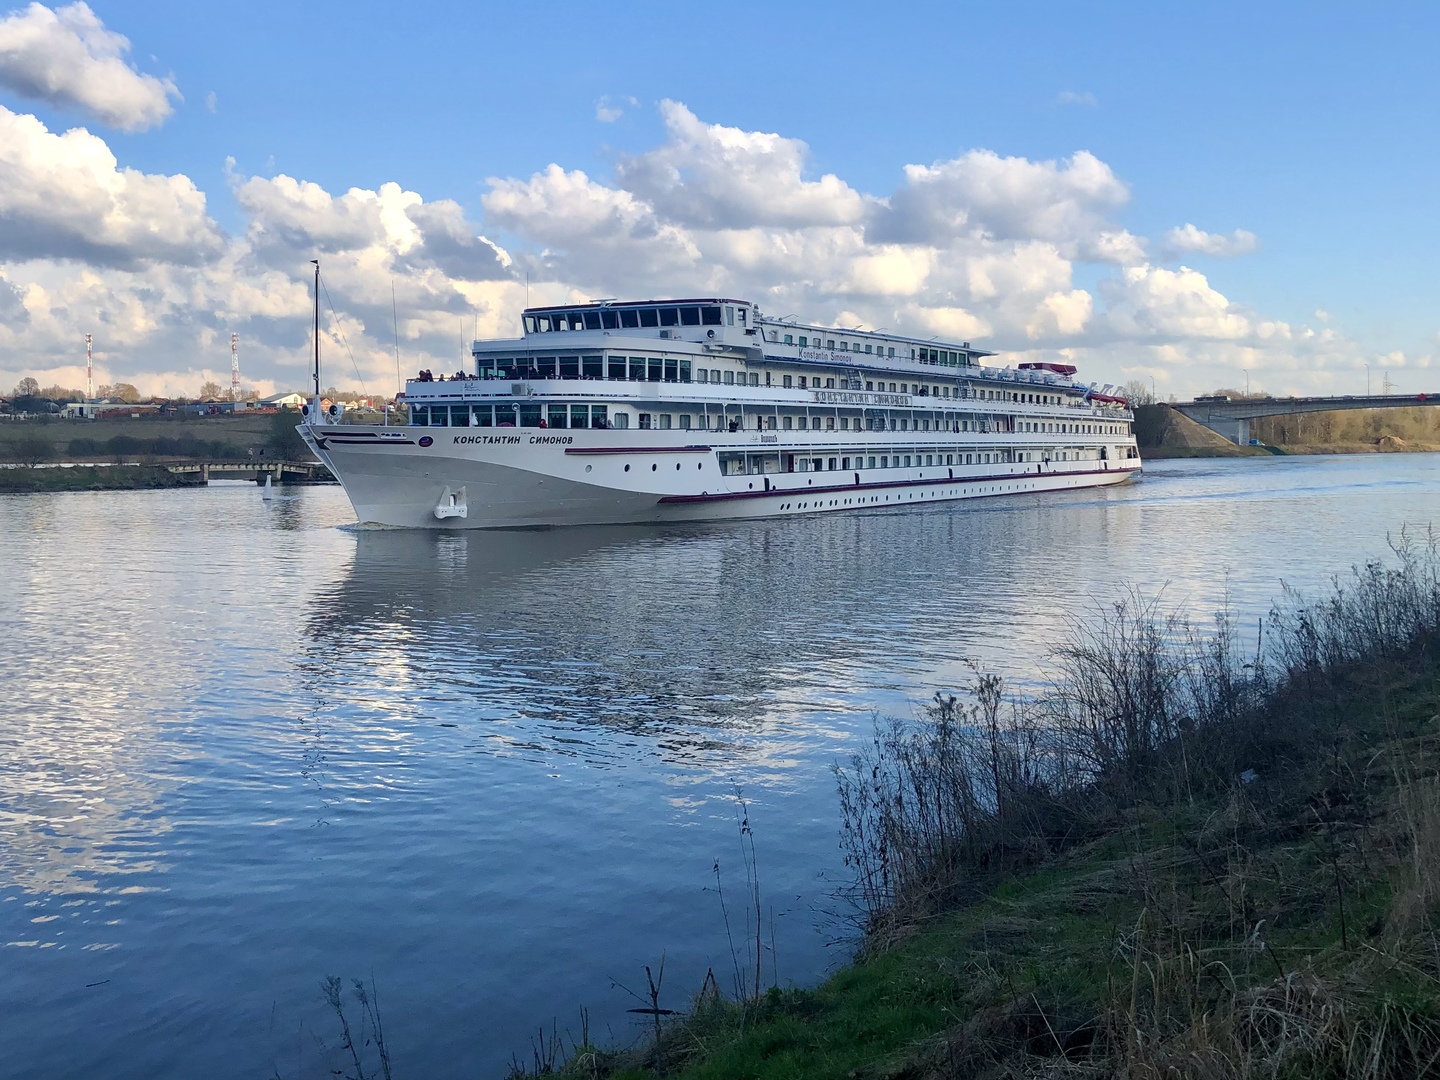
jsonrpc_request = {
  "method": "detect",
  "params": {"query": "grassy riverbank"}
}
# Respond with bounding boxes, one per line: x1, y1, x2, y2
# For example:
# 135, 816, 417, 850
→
506, 538, 1440, 1080
0, 465, 205, 492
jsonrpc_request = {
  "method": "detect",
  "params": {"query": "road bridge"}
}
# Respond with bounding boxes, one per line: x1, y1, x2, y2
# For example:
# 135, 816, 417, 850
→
165, 460, 334, 484
1171, 393, 1440, 444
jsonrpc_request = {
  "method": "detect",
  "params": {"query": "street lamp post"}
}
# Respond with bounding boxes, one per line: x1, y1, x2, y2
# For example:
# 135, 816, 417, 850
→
1365, 363, 1371, 396
1243, 369, 1250, 397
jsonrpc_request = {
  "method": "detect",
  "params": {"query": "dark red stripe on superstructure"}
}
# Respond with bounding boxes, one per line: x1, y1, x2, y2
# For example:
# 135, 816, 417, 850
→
657, 465, 1139, 504
564, 445, 714, 455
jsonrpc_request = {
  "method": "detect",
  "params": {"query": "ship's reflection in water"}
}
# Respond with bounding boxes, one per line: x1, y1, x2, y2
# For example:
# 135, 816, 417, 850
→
5, 455, 1440, 1080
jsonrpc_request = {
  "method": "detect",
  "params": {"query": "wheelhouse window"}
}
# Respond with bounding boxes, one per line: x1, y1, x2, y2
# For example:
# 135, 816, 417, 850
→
568, 312, 585, 331
702, 306, 722, 326
523, 316, 537, 333
583, 311, 601, 330
658, 307, 679, 327
679, 306, 700, 326
725, 307, 735, 325
639, 308, 659, 328
621, 309, 641, 328
601, 310, 619, 329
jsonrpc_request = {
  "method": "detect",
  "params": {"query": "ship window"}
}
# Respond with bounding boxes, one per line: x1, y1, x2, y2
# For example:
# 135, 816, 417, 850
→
638, 412, 652, 429
811, 416, 821, 430
826, 339, 835, 349
725, 306, 735, 326
601, 310, 618, 330
547, 405, 568, 428
696, 369, 708, 384
679, 306, 700, 326
796, 336, 806, 347
612, 411, 628, 429
569, 313, 585, 330
411, 405, 428, 426
608, 356, 627, 379
679, 414, 691, 429
826, 378, 835, 389
570, 405, 589, 429
766, 415, 776, 430
664, 358, 678, 382
518, 403, 542, 427
658, 307, 679, 327
798, 376, 807, 388
639, 308, 659, 327
584, 312, 602, 330
783, 375, 792, 388
710, 369, 720, 382
523, 316, 537, 333
783, 416, 793, 429
746, 373, 757, 386
826, 416, 836, 430
621, 309, 640, 328
659, 414, 672, 429
591, 405, 608, 428
724, 370, 734, 385
474, 406, 493, 427
560, 356, 580, 378
679, 360, 692, 383
648, 358, 663, 382
628, 357, 646, 380
888, 347, 895, 358
450, 405, 470, 427
868, 457, 876, 468
784, 334, 793, 345
865, 343, 873, 354
702, 306, 722, 326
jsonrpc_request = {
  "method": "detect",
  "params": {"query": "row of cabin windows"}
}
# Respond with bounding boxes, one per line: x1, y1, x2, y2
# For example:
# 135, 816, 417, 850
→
524, 305, 728, 334
724, 451, 1011, 476
411, 404, 614, 429
770, 337, 970, 368
465, 357, 1074, 408
409, 403, 1129, 437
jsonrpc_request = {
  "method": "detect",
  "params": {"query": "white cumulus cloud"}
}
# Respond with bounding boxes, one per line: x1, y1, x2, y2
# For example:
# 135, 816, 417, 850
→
0, 2, 178, 131
1162, 223, 1258, 257
0, 104, 223, 266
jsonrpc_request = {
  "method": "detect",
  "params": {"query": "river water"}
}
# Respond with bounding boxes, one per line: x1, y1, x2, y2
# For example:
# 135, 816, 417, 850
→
2, 453, 1437, 1078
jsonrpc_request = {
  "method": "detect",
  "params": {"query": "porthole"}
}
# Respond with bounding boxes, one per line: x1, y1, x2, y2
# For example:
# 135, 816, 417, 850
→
585, 464, 592, 473
675, 463, 681, 470
624, 464, 630, 472
651, 463, 657, 471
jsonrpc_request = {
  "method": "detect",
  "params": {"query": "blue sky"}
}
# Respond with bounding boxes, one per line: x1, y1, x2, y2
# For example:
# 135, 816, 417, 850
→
2, 1, 1438, 397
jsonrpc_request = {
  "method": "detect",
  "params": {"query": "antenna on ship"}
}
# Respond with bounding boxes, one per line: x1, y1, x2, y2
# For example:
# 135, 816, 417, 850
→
310, 260, 320, 400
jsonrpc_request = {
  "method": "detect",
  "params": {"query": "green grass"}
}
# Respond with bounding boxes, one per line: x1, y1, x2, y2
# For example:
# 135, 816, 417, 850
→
563, 663, 1440, 1080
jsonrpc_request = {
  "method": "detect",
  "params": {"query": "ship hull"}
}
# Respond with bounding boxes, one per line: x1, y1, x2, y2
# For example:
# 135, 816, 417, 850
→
304, 425, 1141, 529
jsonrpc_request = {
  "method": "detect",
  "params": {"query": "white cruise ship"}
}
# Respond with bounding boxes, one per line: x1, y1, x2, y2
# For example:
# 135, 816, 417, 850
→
301, 297, 1140, 528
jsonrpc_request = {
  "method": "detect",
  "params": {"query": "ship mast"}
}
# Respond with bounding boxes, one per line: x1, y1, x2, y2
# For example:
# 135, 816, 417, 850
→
311, 260, 320, 399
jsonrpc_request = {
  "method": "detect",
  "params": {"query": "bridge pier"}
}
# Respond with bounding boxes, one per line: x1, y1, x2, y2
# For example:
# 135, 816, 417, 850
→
200, 463, 209, 483
1215, 417, 1250, 445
